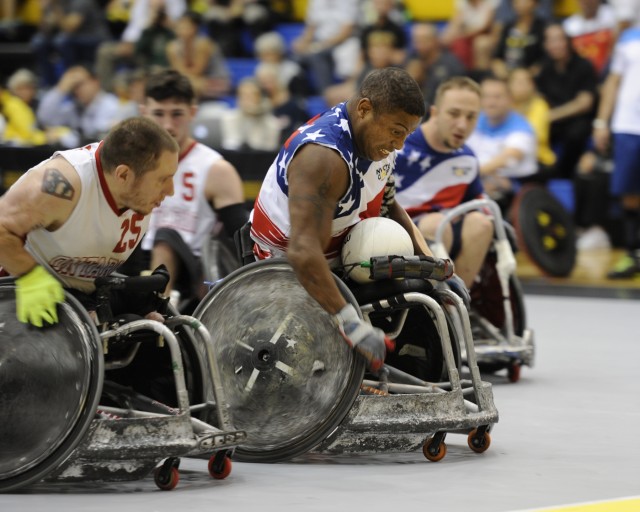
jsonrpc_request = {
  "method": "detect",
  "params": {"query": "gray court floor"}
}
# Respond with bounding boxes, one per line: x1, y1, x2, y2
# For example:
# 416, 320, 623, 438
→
1, 294, 639, 512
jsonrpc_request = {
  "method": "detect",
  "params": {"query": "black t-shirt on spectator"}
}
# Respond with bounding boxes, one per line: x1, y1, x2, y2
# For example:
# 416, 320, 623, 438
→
535, 52, 598, 127
494, 16, 546, 70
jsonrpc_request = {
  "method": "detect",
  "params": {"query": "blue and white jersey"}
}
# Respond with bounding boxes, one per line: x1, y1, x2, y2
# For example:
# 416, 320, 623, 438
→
610, 27, 640, 136
467, 111, 537, 178
250, 102, 394, 263
394, 128, 482, 218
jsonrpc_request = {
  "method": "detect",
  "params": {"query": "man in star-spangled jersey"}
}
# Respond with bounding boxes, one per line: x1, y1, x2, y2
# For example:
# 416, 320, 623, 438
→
392, 76, 493, 290
250, 68, 430, 371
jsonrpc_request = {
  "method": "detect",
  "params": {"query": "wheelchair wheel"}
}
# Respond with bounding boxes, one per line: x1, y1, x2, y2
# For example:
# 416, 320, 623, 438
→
371, 305, 460, 383
201, 231, 242, 284
510, 184, 576, 277
470, 250, 527, 374
193, 258, 366, 462
0, 278, 103, 492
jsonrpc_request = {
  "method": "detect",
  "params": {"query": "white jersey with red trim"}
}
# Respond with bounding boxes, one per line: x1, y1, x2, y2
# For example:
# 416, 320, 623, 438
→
250, 102, 395, 263
23, 142, 150, 293
394, 128, 482, 218
142, 142, 222, 256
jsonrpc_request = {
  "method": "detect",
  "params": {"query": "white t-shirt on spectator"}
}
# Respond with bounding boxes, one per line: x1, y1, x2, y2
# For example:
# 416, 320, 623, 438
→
609, 27, 640, 135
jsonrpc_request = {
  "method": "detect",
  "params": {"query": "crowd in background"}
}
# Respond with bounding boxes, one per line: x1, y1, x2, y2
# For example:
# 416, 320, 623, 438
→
0, 0, 639, 264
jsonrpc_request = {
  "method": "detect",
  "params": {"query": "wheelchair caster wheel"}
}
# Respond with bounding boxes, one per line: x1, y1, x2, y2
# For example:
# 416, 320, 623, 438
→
422, 437, 447, 462
467, 428, 491, 454
154, 466, 180, 490
508, 363, 521, 383
208, 453, 232, 480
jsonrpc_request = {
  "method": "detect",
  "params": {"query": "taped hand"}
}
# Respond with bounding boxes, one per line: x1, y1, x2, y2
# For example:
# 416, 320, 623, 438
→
334, 303, 394, 372
15, 265, 65, 327
446, 273, 471, 309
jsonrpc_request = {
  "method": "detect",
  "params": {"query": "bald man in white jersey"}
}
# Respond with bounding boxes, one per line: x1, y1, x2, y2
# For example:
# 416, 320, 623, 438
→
140, 69, 247, 306
0, 117, 179, 327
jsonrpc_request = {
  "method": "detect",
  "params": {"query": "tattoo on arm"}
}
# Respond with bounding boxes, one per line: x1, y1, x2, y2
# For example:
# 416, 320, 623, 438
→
290, 169, 334, 227
42, 168, 75, 200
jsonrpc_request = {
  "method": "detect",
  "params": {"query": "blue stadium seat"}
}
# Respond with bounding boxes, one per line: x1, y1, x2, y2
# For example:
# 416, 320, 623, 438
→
274, 23, 305, 54
226, 58, 259, 90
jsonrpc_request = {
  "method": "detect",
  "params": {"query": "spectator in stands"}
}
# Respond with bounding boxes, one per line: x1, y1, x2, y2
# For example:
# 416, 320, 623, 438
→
6, 68, 39, 110
491, 0, 546, 79
0, 80, 48, 146
37, 64, 124, 147
609, 0, 640, 33
254, 30, 309, 97
467, 75, 537, 203
323, 30, 399, 108
254, 61, 310, 144
562, 0, 617, 77
508, 66, 556, 171
95, 0, 185, 92
112, 68, 146, 119
133, 5, 176, 72
495, 0, 553, 24
0, 0, 40, 42
572, 146, 613, 250
31, 0, 110, 88
535, 23, 598, 180
166, 10, 231, 100
358, 0, 407, 67
405, 23, 466, 111
291, 0, 360, 95
593, 26, 640, 277
203, 0, 275, 58
220, 76, 280, 151
140, 68, 247, 307
440, 0, 499, 74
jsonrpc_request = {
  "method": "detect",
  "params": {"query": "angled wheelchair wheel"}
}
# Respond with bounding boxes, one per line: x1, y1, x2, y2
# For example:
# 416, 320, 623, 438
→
193, 258, 366, 462
510, 184, 576, 277
0, 278, 103, 492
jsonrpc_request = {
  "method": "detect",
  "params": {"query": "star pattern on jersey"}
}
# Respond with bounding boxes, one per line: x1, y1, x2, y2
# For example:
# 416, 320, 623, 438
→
419, 155, 432, 170
338, 118, 351, 136
337, 193, 356, 215
278, 151, 289, 183
394, 172, 404, 189
303, 129, 325, 142
406, 149, 421, 166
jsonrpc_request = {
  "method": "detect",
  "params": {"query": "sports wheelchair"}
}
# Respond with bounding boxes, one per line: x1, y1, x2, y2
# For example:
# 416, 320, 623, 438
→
191, 227, 499, 463
428, 198, 535, 382
0, 269, 245, 493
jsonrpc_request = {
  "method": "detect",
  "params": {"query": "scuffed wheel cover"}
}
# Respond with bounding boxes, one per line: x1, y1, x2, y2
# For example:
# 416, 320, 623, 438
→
195, 260, 364, 462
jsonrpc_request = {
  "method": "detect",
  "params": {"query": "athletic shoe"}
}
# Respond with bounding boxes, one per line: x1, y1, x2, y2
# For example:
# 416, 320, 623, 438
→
607, 254, 640, 279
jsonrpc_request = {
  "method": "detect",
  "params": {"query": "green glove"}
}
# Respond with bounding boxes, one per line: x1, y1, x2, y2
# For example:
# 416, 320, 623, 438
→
15, 265, 65, 327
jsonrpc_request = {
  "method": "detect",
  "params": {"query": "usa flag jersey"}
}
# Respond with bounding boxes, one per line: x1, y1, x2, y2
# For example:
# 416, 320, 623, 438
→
250, 102, 395, 263
394, 128, 482, 218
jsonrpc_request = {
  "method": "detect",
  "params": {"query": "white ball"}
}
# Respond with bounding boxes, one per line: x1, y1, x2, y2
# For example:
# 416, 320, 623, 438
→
341, 217, 414, 283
